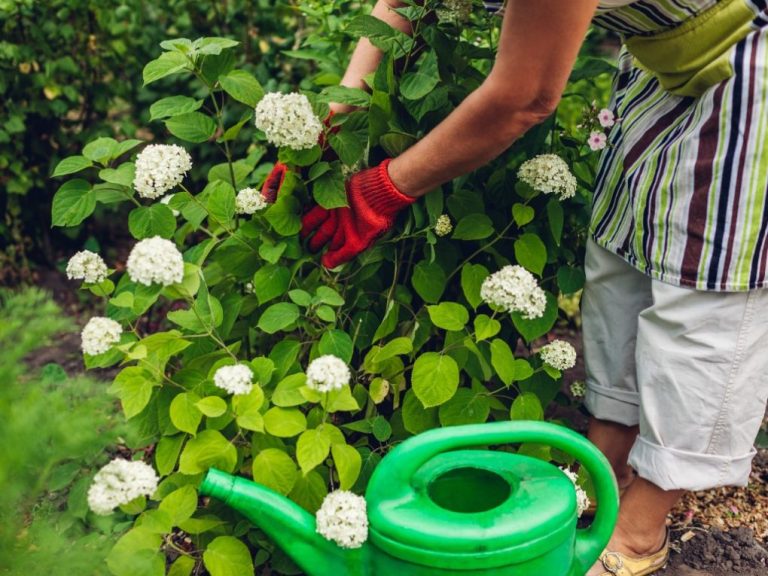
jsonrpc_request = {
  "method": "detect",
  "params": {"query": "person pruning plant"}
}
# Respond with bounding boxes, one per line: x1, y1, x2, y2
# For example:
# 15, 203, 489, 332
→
289, 0, 768, 574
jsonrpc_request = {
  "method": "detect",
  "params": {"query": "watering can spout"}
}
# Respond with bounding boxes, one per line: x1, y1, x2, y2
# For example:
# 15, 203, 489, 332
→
200, 468, 368, 576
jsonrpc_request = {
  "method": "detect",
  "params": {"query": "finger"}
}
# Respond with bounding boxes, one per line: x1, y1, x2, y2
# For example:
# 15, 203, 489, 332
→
261, 162, 289, 204
322, 228, 354, 269
308, 210, 338, 252
300, 205, 330, 239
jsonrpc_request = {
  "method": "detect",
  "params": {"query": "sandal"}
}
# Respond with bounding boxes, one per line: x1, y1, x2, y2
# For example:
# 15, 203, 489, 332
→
595, 530, 670, 576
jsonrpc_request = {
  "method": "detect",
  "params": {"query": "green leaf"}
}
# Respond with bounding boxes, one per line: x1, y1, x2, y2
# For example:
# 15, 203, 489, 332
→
379, 132, 417, 156
158, 485, 198, 526
400, 51, 439, 100
52, 155, 92, 177
143, 51, 189, 85
332, 443, 362, 490
114, 139, 144, 158
82, 137, 118, 164
372, 301, 399, 341
514, 233, 548, 276
258, 302, 300, 334
168, 556, 196, 576
178, 429, 237, 474
279, 145, 321, 167
329, 131, 365, 166
557, 266, 586, 294
439, 388, 490, 426
196, 37, 240, 55
345, 15, 413, 57
110, 366, 157, 419
510, 392, 544, 421
155, 434, 184, 476
490, 338, 516, 386
265, 195, 302, 236
427, 302, 469, 331
461, 263, 489, 310
165, 112, 217, 143
203, 536, 254, 576
296, 429, 331, 475
196, 396, 228, 417
318, 330, 354, 364
289, 470, 327, 513
370, 337, 412, 363
474, 314, 501, 342
319, 86, 371, 107
219, 69, 264, 107
512, 203, 535, 227
263, 407, 307, 437
205, 180, 236, 227
412, 352, 459, 408
253, 264, 290, 305
412, 260, 446, 303
100, 162, 135, 187
322, 386, 360, 413
170, 392, 203, 435
208, 159, 254, 187
51, 179, 96, 227
252, 448, 298, 495
547, 198, 564, 245
402, 389, 439, 434
233, 385, 265, 431
452, 214, 494, 241
272, 373, 308, 407
128, 204, 177, 239
313, 168, 348, 209
512, 292, 558, 342
316, 286, 345, 306
150, 96, 203, 121
107, 528, 164, 576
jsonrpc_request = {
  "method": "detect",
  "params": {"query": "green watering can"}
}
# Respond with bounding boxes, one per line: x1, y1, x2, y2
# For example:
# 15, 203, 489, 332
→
200, 421, 619, 576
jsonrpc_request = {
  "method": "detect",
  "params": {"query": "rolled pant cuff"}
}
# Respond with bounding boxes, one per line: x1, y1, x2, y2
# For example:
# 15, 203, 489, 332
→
628, 436, 756, 491
584, 381, 640, 426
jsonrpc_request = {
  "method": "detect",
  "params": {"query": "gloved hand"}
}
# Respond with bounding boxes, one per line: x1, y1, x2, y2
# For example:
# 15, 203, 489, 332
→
260, 111, 339, 202
301, 159, 416, 268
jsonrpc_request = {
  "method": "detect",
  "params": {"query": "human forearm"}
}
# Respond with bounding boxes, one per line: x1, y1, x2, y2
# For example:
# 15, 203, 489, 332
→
333, 0, 413, 113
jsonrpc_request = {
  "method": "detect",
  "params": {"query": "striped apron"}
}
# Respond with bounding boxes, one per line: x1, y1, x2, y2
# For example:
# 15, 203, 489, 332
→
485, 0, 768, 290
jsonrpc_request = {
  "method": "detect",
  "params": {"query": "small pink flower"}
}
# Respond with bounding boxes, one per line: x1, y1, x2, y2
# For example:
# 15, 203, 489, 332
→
588, 131, 607, 151
598, 108, 615, 128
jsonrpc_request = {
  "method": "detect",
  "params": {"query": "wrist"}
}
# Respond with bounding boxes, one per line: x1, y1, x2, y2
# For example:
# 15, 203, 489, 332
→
353, 159, 416, 217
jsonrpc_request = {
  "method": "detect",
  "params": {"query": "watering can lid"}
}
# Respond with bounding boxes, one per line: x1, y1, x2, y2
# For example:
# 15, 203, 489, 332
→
367, 451, 579, 566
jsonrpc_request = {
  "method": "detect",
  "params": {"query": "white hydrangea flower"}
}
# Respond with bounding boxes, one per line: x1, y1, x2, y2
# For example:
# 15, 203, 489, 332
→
588, 131, 608, 152
316, 490, 369, 549
434, 214, 453, 237
480, 265, 547, 320
126, 236, 184, 287
81, 317, 122, 356
540, 340, 577, 371
598, 108, 616, 128
66, 250, 108, 284
235, 187, 268, 215
570, 381, 586, 398
133, 144, 192, 199
436, 0, 473, 24
255, 92, 323, 150
87, 459, 159, 516
306, 355, 351, 393
517, 154, 578, 200
213, 364, 254, 396
560, 467, 591, 518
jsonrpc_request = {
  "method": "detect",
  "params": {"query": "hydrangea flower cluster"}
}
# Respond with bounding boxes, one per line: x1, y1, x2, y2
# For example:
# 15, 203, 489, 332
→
66, 250, 108, 284
213, 364, 254, 396
539, 340, 577, 371
480, 265, 547, 319
560, 467, 591, 518
81, 317, 122, 356
434, 214, 453, 237
87, 459, 159, 516
517, 154, 578, 200
570, 381, 586, 398
306, 355, 350, 392
255, 92, 323, 150
436, 0, 473, 24
315, 490, 369, 549
235, 187, 269, 215
126, 236, 184, 287
133, 144, 192, 200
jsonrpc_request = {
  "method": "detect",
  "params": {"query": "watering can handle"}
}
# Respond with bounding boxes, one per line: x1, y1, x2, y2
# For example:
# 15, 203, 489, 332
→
367, 421, 618, 575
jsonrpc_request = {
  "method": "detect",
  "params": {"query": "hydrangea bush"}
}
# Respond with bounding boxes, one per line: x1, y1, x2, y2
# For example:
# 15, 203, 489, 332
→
52, 4, 614, 574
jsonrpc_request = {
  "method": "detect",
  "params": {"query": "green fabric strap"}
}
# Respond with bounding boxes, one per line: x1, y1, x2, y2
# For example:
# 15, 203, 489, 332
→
625, 0, 755, 98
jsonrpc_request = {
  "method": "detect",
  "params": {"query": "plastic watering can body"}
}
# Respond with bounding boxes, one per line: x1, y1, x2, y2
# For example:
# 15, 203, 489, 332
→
200, 421, 619, 576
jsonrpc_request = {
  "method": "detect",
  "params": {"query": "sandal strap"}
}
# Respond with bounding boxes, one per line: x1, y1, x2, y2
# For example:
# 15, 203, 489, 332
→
597, 531, 670, 576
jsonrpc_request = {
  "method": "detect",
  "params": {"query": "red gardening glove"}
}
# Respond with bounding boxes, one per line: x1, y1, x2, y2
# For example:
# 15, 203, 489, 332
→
261, 112, 338, 203
301, 159, 416, 268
